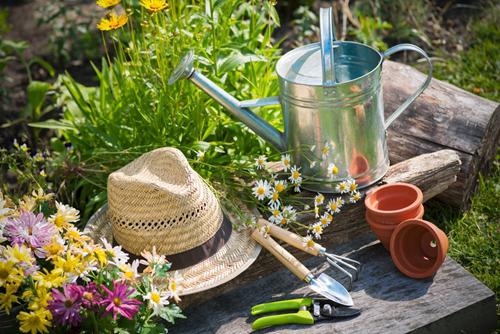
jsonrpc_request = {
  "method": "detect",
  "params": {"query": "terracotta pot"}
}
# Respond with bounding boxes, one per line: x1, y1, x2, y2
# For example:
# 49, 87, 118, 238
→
390, 219, 449, 279
365, 213, 396, 250
365, 183, 424, 225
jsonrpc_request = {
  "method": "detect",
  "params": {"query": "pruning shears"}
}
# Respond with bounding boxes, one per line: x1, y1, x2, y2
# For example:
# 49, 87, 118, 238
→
250, 297, 361, 331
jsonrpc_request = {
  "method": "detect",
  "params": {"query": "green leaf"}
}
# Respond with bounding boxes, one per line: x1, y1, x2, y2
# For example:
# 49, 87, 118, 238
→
218, 52, 267, 73
23, 81, 52, 119
28, 119, 76, 131
29, 57, 56, 77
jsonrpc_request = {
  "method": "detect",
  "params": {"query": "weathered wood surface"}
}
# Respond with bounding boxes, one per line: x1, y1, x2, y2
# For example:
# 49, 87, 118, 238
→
383, 60, 500, 210
174, 234, 496, 334
180, 149, 461, 308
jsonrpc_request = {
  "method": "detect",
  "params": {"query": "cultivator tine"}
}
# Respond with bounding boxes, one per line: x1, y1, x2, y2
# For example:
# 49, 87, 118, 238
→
323, 252, 362, 291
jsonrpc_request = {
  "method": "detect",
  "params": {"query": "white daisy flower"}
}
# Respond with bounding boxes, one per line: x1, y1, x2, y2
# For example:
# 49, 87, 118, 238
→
168, 272, 183, 303
335, 196, 345, 209
322, 142, 330, 160
268, 202, 282, 224
101, 238, 129, 266
282, 205, 297, 221
303, 235, 316, 249
314, 206, 320, 218
347, 178, 358, 193
268, 188, 281, 206
294, 184, 301, 193
196, 150, 206, 161
145, 287, 171, 316
280, 154, 292, 172
311, 223, 323, 239
336, 180, 349, 193
252, 180, 271, 201
288, 166, 302, 184
48, 201, 80, 228
349, 191, 362, 203
326, 199, 340, 214
278, 216, 288, 226
327, 163, 339, 178
274, 180, 287, 193
255, 155, 267, 170
304, 204, 311, 210
319, 212, 332, 228
314, 193, 325, 206
118, 259, 141, 282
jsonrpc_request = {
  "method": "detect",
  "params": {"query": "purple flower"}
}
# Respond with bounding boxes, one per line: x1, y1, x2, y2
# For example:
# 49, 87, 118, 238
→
100, 281, 141, 320
47, 284, 84, 327
4, 210, 57, 257
82, 282, 102, 311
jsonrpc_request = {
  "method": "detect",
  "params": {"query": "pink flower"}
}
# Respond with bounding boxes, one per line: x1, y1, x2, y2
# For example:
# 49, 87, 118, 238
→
100, 281, 141, 320
4, 210, 57, 257
82, 282, 102, 311
47, 284, 84, 327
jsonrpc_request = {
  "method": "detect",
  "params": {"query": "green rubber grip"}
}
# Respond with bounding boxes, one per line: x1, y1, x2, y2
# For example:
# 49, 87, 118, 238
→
251, 298, 312, 316
251, 310, 314, 331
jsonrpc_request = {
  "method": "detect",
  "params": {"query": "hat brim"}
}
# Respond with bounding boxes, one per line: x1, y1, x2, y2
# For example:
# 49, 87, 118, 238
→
84, 204, 261, 296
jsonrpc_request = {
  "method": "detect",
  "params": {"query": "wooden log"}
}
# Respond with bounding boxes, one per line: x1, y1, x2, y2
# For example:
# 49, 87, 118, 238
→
175, 235, 496, 334
180, 149, 461, 308
383, 60, 500, 210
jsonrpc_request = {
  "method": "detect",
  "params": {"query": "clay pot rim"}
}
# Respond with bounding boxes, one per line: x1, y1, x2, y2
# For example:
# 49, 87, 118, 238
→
390, 218, 446, 279
365, 183, 423, 216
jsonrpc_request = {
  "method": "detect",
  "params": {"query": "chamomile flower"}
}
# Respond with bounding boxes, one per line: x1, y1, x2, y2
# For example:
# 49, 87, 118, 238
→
326, 199, 340, 214
349, 191, 362, 203
252, 180, 271, 201
319, 212, 332, 228
347, 178, 358, 193
314, 193, 325, 207
282, 206, 297, 221
336, 180, 349, 193
335, 197, 345, 209
311, 223, 323, 239
327, 163, 339, 178
118, 259, 140, 282
268, 188, 280, 206
144, 287, 170, 316
288, 166, 302, 184
49, 201, 80, 229
278, 216, 288, 226
101, 238, 129, 266
303, 235, 316, 250
268, 203, 281, 225
196, 150, 206, 161
280, 154, 291, 172
255, 155, 267, 170
140, 246, 167, 268
314, 206, 320, 218
293, 184, 301, 193
274, 180, 287, 193
168, 272, 183, 303
322, 142, 330, 160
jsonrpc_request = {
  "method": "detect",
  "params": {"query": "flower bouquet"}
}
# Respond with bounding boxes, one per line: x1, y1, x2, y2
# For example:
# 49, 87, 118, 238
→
0, 191, 183, 334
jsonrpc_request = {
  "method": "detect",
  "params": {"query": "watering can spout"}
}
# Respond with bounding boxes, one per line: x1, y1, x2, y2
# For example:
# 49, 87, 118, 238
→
169, 51, 286, 151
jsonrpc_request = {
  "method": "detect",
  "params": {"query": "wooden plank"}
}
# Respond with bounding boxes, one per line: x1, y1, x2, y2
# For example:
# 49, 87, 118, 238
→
383, 60, 500, 209
180, 149, 461, 308
174, 234, 496, 334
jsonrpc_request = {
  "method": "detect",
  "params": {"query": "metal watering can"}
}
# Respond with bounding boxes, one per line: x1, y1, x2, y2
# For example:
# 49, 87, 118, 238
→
169, 8, 432, 192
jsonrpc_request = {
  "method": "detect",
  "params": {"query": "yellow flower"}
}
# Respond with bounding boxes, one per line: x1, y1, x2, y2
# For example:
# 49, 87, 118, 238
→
53, 254, 82, 278
33, 269, 66, 290
97, 12, 128, 31
96, 0, 120, 8
17, 309, 51, 334
140, 0, 168, 12
0, 261, 23, 289
27, 287, 51, 311
48, 201, 80, 229
19, 195, 36, 212
93, 247, 107, 267
42, 238, 64, 260
64, 227, 90, 243
0, 285, 19, 314
2, 244, 35, 265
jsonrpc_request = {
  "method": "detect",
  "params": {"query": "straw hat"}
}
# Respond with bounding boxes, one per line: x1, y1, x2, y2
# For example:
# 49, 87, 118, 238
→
84, 147, 261, 295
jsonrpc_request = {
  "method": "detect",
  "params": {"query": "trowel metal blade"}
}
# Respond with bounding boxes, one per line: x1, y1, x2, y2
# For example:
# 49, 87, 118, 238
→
309, 273, 354, 307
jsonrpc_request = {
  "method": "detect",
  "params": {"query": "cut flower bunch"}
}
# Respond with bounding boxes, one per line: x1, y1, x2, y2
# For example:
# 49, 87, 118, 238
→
0, 191, 183, 334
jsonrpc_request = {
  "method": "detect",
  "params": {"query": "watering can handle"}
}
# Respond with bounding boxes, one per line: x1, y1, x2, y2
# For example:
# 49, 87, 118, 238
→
382, 44, 433, 130
319, 7, 336, 85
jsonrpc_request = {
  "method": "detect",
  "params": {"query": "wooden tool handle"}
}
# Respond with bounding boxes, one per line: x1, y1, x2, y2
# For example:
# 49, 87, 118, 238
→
251, 227, 311, 281
257, 219, 322, 256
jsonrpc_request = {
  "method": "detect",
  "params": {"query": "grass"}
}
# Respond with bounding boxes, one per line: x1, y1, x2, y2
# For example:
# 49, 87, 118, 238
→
425, 154, 500, 317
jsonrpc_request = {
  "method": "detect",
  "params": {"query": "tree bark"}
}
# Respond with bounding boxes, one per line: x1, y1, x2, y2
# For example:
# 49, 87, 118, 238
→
383, 60, 499, 210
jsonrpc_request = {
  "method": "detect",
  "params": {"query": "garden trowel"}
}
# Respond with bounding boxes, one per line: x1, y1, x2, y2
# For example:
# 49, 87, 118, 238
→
252, 221, 354, 307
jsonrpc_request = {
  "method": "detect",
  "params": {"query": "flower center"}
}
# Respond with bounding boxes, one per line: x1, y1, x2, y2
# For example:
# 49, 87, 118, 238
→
113, 297, 122, 306
292, 171, 300, 179
28, 315, 41, 326
151, 292, 160, 304
0, 268, 8, 279
54, 216, 65, 227
272, 192, 279, 201
64, 300, 73, 308
124, 271, 134, 279
257, 188, 265, 195
83, 292, 93, 300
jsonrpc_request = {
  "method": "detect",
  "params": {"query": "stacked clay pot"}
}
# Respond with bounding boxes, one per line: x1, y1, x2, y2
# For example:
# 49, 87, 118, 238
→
364, 182, 449, 279
364, 183, 424, 250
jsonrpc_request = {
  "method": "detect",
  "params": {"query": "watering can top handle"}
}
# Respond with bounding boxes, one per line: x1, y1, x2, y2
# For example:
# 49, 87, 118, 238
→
382, 43, 433, 130
319, 7, 337, 86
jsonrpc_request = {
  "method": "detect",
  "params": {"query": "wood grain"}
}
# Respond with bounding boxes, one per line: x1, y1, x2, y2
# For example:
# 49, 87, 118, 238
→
180, 149, 461, 308
174, 234, 496, 334
382, 60, 499, 209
